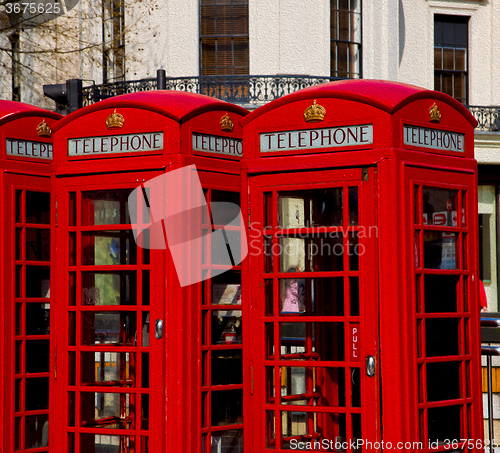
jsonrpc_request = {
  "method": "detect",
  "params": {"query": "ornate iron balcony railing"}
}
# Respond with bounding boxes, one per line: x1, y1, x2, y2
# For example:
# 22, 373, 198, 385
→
80, 73, 500, 133
82, 74, 342, 107
467, 106, 500, 132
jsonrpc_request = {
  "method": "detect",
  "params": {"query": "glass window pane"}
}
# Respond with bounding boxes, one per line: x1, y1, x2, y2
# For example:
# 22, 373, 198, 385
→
26, 191, 50, 224
26, 266, 50, 298
280, 278, 344, 316
26, 340, 50, 372
25, 414, 49, 449
211, 351, 243, 385
82, 272, 137, 305
26, 377, 49, 410
82, 232, 137, 265
26, 303, 50, 335
278, 188, 343, 228
81, 190, 132, 226
280, 366, 345, 407
280, 322, 345, 361
434, 48, 443, 69
423, 232, 459, 270
211, 430, 243, 453
212, 310, 242, 344
279, 235, 344, 272
423, 188, 458, 226
442, 48, 455, 70
26, 228, 50, 261
81, 352, 134, 386
82, 312, 137, 345
212, 271, 242, 305
81, 392, 132, 428
80, 434, 135, 453
424, 275, 459, 313
426, 318, 459, 357
427, 362, 460, 401
428, 405, 461, 442
211, 389, 243, 425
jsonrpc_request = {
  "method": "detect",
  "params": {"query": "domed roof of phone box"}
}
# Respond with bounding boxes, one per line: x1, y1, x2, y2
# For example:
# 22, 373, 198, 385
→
54, 90, 249, 131
241, 79, 476, 127
0, 99, 62, 126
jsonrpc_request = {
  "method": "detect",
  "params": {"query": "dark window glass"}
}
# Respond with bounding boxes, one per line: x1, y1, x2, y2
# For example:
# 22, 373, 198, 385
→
434, 15, 468, 104
331, 0, 362, 78
200, 0, 249, 76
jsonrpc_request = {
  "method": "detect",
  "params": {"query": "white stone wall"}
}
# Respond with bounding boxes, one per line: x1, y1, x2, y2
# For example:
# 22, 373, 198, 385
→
126, 0, 198, 79
250, 0, 330, 76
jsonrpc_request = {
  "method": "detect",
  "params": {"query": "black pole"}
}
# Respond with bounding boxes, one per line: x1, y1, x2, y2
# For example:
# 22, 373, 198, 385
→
157, 69, 166, 90
67, 79, 83, 113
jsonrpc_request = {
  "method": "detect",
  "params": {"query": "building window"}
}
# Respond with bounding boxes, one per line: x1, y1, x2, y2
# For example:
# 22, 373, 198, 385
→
9, 32, 21, 101
200, 0, 249, 76
330, 0, 362, 79
434, 15, 468, 105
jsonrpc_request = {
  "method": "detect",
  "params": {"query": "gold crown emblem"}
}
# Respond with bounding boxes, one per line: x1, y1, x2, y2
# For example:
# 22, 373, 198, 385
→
220, 112, 234, 132
304, 100, 326, 123
429, 103, 441, 123
106, 109, 125, 129
36, 119, 52, 137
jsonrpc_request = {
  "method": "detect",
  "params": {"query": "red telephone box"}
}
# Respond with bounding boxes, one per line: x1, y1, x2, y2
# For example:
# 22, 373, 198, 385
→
0, 101, 61, 453
241, 80, 482, 452
49, 91, 248, 453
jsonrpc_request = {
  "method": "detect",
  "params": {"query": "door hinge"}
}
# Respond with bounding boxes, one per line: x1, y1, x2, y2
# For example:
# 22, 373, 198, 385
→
247, 190, 251, 229
250, 363, 254, 395
54, 345, 57, 380
55, 199, 58, 227
362, 168, 369, 182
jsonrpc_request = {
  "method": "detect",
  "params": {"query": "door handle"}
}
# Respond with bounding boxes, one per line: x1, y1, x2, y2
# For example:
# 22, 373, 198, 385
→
155, 319, 163, 339
366, 355, 376, 377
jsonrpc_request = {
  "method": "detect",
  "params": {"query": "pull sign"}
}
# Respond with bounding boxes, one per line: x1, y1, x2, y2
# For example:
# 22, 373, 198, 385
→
350, 323, 360, 361
155, 319, 163, 340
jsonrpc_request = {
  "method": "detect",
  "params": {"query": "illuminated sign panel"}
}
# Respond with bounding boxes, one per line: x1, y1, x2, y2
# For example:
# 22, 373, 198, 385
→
192, 132, 242, 157
6, 138, 53, 160
260, 124, 373, 152
403, 125, 464, 153
68, 132, 163, 156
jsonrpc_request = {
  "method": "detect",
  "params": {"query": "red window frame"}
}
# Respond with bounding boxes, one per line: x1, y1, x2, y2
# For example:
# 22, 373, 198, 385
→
195, 171, 245, 453
247, 167, 380, 452
51, 171, 165, 453
407, 166, 482, 452
3, 175, 52, 453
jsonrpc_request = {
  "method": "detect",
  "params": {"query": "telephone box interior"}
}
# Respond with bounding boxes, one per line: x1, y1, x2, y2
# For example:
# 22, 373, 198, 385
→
48, 91, 248, 453
0, 101, 61, 453
240, 80, 483, 452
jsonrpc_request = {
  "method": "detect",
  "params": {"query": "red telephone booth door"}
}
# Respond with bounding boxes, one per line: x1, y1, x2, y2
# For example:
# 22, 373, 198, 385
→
247, 167, 380, 452
52, 171, 165, 453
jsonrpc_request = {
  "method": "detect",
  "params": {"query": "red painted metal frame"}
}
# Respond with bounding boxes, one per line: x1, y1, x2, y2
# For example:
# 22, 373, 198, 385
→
50, 91, 248, 453
0, 81, 484, 453
0, 102, 61, 453
196, 172, 244, 453
245, 168, 380, 451
241, 80, 482, 452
